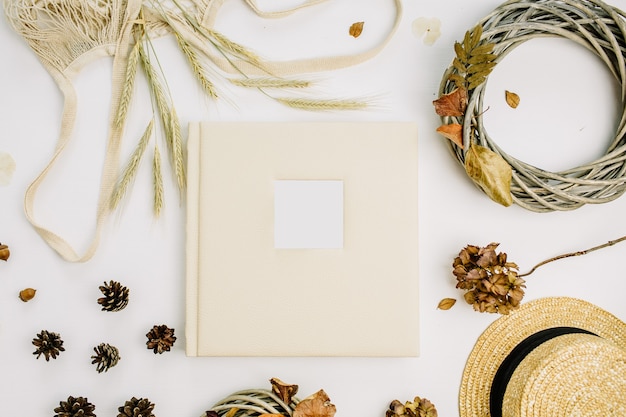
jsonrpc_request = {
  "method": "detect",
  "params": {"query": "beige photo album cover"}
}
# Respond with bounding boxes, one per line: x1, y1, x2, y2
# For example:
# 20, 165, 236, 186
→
186, 122, 419, 356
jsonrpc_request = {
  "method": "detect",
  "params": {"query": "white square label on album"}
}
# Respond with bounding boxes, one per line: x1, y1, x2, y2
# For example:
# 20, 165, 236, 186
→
274, 180, 344, 249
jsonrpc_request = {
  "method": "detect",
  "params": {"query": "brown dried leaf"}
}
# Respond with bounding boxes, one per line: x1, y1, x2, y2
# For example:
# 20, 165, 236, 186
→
0, 243, 9, 261
465, 144, 512, 206
270, 377, 298, 404
293, 390, 336, 417
19, 288, 37, 302
505, 90, 520, 108
433, 88, 467, 117
436, 123, 463, 148
437, 298, 456, 310
349, 22, 364, 38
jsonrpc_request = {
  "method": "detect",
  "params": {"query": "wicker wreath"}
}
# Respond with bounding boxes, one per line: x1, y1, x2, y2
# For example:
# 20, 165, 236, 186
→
206, 389, 300, 417
438, 0, 626, 212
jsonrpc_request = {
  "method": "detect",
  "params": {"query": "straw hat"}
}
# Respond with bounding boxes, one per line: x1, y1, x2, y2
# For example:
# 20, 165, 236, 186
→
459, 297, 626, 417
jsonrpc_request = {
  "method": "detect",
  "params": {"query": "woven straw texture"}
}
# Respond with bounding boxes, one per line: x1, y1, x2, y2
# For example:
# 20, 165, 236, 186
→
439, 0, 626, 212
206, 389, 300, 417
502, 333, 626, 417
458, 297, 626, 417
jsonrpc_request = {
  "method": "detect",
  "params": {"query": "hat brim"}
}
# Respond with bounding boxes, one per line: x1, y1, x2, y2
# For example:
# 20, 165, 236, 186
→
459, 297, 626, 417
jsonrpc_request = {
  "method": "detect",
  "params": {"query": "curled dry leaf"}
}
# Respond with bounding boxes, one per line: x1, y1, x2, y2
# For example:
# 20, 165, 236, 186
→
437, 298, 456, 310
465, 144, 513, 206
349, 21, 364, 38
433, 88, 467, 117
293, 390, 336, 417
505, 90, 520, 108
19, 288, 37, 302
270, 377, 298, 404
436, 124, 463, 148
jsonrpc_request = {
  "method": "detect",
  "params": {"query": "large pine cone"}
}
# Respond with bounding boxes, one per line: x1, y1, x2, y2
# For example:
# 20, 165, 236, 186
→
117, 397, 155, 417
54, 396, 96, 417
146, 324, 176, 354
91, 343, 121, 373
32, 330, 65, 361
97, 280, 130, 312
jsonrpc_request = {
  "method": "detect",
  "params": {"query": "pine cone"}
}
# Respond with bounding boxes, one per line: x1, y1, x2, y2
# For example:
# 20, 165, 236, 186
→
54, 396, 96, 417
146, 324, 176, 354
91, 343, 121, 373
33, 330, 65, 361
386, 397, 437, 417
97, 280, 130, 312
117, 397, 155, 417
452, 243, 526, 314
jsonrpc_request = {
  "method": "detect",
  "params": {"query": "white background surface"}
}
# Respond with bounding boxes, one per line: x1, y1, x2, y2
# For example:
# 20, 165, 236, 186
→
2, 0, 626, 416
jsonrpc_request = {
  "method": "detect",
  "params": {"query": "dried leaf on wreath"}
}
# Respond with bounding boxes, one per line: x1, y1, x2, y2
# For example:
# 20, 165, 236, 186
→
437, 298, 457, 310
293, 390, 336, 417
452, 24, 497, 90
436, 124, 464, 148
464, 144, 513, 207
433, 88, 467, 117
349, 22, 364, 38
505, 90, 520, 108
270, 377, 298, 404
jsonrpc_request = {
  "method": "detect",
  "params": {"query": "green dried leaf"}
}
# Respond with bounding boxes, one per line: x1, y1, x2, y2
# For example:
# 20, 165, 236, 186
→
471, 43, 495, 55
449, 74, 466, 90
464, 144, 513, 206
453, 57, 467, 73
467, 61, 497, 75
470, 24, 483, 49
467, 53, 497, 65
454, 42, 467, 62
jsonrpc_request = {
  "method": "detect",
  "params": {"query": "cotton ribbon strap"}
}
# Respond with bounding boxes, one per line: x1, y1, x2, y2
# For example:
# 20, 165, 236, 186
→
9, 0, 402, 262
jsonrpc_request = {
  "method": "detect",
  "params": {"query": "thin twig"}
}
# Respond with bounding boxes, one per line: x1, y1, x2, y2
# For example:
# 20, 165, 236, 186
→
519, 235, 626, 277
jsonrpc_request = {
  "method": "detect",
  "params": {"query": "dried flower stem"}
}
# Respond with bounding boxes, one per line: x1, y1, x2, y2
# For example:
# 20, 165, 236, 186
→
175, 33, 218, 99
115, 26, 142, 127
110, 119, 154, 209
519, 235, 626, 277
230, 77, 311, 89
275, 97, 368, 111
153, 145, 163, 217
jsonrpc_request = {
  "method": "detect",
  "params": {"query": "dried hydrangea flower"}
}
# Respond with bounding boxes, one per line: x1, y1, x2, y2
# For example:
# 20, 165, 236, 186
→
412, 17, 441, 46
453, 243, 525, 314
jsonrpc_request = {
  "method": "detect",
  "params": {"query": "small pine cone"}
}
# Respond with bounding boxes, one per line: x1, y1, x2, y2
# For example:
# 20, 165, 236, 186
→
146, 324, 176, 354
91, 343, 121, 373
33, 330, 65, 361
53, 395, 96, 417
98, 280, 130, 312
117, 397, 155, 417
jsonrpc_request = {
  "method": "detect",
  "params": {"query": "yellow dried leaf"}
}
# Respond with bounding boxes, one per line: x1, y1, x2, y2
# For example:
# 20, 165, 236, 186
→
224, 408, 239, 417
436, 123, 464, 148
433, 88, 468, 117
464, 144, 513, 206
437, 298, 457, 310
505, 90, 520, 108
349, 22, 364, 38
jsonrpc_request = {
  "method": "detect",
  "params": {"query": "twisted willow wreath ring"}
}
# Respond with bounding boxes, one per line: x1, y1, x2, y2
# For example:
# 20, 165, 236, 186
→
438, 0, 626, 212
